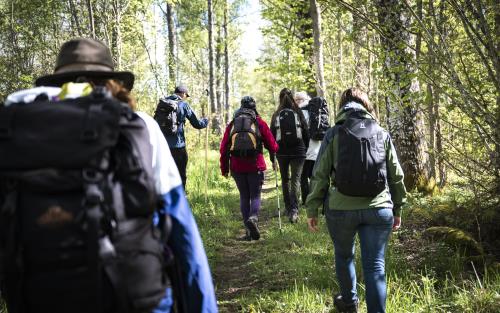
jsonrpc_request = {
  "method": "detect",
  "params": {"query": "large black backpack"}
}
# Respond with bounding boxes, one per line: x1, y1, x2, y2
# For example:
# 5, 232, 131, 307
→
154, 97, 179, 137
0, 88, 169, 313
275, 108, 303, 145
307, 97, 330, 140
335, 112, 387, 197
229, 109, 262, 157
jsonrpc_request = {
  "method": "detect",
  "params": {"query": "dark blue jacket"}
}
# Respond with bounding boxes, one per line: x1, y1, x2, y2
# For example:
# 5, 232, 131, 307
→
164, 94, 208, 148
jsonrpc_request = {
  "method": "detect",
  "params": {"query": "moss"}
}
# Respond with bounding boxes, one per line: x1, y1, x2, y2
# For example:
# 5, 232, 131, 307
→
416, 176, 441, 195
424, 226, 484, 256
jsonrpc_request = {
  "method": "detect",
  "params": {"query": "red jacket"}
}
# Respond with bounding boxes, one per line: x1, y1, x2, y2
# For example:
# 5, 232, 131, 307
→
220, 116, 279, 174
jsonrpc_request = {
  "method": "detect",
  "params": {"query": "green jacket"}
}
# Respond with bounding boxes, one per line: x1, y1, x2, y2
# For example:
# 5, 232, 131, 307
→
306, 103, 407, 218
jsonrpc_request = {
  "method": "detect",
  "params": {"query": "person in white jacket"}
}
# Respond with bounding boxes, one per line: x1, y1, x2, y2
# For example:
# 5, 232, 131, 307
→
294, 91, 322, 205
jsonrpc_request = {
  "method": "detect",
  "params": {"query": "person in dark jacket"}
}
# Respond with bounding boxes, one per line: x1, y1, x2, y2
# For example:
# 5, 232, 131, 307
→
220, 96, 279, 240
161, 86, 208, 189
270, 88, 309, 223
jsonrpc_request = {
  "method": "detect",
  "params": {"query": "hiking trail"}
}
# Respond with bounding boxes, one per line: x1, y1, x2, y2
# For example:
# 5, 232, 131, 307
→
212, 169, 280, 312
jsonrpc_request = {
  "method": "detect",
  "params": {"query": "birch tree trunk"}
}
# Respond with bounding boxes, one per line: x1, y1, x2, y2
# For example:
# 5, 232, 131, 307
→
223, 0, 230, 125
377, 0, 429, 190
216, 24, 223, 122
111, 0, 122, 69
309, 0, 325, 97
68, 0, 83, 36
86, 0, 95, 38
207, 0, 219, 133
166, 2, 176, 85
352, 0, 368, 90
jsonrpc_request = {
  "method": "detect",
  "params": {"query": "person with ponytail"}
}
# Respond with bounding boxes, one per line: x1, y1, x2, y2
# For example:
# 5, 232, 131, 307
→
270, 88, 309, 223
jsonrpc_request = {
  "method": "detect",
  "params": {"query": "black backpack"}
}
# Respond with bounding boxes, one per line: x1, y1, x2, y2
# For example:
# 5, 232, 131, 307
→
154, 97, 179, 137
335, 112, 387, 197
275, 108, 302, 145
307, 97, 330, 140
229, 109, 262, 157
0, 88, 169, 313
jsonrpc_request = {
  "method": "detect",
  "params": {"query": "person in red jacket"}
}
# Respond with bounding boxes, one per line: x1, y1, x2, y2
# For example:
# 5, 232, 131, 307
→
220, 96, 279, 241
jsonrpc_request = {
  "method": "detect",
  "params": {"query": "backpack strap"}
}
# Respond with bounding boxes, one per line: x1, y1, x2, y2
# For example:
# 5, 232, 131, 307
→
0, 105, 15, 140
81, 104, 103, 142
0, 182, 24, 313
82, 166, 132, 313
82, 168, 106, 312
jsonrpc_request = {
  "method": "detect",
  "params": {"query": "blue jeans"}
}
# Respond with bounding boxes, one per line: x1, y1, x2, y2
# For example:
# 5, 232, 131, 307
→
325, 208, 393, 313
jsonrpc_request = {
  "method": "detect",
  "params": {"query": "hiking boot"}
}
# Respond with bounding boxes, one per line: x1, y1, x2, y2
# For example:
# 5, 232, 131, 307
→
333, 294, 359, 313
289, 212, 298, 223
245, 216, 260, 240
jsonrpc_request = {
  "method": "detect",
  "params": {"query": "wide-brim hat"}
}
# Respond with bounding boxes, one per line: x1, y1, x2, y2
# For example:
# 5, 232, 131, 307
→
35, 38, 135, 90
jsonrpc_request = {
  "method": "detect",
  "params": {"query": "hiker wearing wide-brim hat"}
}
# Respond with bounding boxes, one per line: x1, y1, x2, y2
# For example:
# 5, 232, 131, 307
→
3, 37, 218, 313
35, 38, 135, 91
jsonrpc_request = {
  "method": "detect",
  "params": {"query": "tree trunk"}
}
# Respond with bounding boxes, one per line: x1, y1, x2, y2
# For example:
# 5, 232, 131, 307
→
435, 89, 446, 187
207, 0, 219, 133
337, 15, 343, 107
309, 0, 325, 97
426, 83, 437, 181
293, 1, 315, 94
166, 2, 176, 85
493, 0, 500, 194
111, 0, 122, 69
68, 0, 83, 36
377, 0, 429, 190
223, 0, 230, 125
86, 0, 95, 38
352, 0, 368, 90
216, 23, 223, 123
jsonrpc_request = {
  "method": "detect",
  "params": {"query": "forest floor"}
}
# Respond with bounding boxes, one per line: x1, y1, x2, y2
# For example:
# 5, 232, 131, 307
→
211, 171, 288, 312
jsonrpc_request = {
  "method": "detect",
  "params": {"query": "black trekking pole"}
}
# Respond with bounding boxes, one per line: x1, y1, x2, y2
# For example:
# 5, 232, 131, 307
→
274, 167, 283, 234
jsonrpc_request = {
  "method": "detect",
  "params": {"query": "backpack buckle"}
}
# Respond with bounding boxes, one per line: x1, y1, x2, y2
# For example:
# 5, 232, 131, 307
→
83, 169, 104, 182
84, 184, 104, 206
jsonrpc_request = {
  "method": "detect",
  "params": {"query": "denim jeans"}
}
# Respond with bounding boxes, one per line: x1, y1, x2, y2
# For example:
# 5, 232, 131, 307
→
277, 157, 305, 214
325, 208, 393, 313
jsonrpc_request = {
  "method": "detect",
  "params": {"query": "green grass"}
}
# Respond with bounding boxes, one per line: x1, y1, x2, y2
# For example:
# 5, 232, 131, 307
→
186, 148, 500, 313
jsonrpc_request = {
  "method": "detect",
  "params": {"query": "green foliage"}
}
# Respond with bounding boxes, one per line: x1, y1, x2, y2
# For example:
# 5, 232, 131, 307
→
258, 0, 316, 96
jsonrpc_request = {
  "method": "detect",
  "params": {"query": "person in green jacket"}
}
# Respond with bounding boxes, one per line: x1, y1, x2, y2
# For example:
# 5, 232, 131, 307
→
306, 88, 406, 313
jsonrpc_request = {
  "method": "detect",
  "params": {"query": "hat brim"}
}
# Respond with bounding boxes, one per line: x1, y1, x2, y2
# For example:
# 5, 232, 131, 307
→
35, 70, 135, 91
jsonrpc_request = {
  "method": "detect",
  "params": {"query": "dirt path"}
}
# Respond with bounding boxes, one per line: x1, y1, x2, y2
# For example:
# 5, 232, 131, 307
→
212, 170, 280, 312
